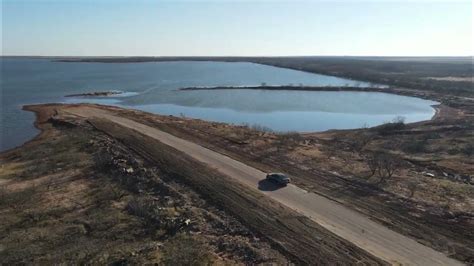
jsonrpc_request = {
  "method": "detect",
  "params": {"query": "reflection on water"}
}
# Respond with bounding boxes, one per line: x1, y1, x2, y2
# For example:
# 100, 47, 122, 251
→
136, 102, 435, 132
66, 89, 437, 132
2, 59, 436, 151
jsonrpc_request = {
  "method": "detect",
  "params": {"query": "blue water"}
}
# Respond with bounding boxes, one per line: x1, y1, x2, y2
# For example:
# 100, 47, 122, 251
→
1, 58, 437, 151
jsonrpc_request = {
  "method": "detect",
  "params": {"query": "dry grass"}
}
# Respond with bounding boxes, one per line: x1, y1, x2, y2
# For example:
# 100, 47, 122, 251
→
0, 129, 150, 264
0, 114, 288, 264
88, 117, 384, 265
108, 103, 474, 262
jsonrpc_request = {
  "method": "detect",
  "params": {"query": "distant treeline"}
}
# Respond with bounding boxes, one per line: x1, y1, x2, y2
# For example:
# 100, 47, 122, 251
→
56, 56, 474, 96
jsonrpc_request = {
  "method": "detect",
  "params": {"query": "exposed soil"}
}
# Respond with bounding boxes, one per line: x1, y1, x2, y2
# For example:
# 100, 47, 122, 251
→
87, 116, 385, 265
16, 55, 472, 263
7, 99, 471, 262
4, 56, 472, 264
0, 104, 385, 264
0, 105, 289, 264
96, 98, 473, 263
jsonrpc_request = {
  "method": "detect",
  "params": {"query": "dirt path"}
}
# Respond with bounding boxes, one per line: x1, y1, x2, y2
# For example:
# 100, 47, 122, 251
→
66, 106, 462, 265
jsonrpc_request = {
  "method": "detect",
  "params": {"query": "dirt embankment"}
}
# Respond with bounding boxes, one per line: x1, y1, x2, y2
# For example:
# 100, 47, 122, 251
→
88, 116, 385, 265
0, 104, 384, 264
104, 103, 473, 263
5, 102, 473, 263
1, 105, 288, 264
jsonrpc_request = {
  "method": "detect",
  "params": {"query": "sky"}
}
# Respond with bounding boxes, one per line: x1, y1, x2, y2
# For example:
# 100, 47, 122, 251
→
1, 0, 472, 56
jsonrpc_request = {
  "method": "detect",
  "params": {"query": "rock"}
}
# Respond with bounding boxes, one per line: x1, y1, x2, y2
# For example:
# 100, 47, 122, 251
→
422, 171, 435, 177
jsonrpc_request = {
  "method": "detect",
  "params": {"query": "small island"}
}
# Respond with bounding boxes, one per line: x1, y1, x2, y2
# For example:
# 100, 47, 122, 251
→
179, 85, 387, 92
64, 91, 123, 97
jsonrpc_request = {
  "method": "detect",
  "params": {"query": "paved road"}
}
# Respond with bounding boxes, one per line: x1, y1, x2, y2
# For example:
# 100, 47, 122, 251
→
67, 106, 462, 265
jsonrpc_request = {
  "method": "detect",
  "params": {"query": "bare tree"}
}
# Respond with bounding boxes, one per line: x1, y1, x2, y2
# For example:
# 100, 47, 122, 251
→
366, 153, 379, 177
352, 133, 372, 153
365, 151, 402, 183
392, 116, 406, 124
376, 152, 400, 183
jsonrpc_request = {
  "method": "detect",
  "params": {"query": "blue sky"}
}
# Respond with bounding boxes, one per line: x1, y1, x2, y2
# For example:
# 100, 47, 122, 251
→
1, 0, 472, 56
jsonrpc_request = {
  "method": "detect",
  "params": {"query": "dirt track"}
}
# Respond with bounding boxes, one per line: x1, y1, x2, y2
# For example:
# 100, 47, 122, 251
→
66, 106, 462, 265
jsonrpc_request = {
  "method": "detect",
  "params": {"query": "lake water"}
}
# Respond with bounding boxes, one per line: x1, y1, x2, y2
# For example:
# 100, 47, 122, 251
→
1, 58, 437, 151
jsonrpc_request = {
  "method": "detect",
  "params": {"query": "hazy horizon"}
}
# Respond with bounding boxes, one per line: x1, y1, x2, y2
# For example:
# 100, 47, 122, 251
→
1, 55, 473, 58
2, 0, 473, 57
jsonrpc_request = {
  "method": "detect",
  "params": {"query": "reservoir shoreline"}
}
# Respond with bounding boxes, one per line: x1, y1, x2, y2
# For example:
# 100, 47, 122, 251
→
3, 101, 471, 264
